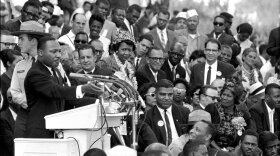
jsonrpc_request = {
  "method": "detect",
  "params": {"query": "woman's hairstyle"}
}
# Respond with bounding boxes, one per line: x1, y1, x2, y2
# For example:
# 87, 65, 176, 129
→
0, 49, 21, 69
174, 78, 191, 102
237, 23, 253, 35
189, 50, 205, 62
222, 75, 244, 104
242, 47, 257, 62
112, 39, 136, 52
138, 82, 157, 100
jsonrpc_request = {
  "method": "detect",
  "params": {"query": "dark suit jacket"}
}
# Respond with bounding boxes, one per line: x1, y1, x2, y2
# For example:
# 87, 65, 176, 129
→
190, 61, 235, 90
267, 27, 280, 58
135, 64, 167, 89
249, 100, 280, 133
148, 28, 177, 54
134, 56, 147, 71
24, 61, 92, 138
144, 105, 190, 145
60, 24, 71, 37
0, 108, 15, 156
207, 32, 235, 46
160, 59, 186, 82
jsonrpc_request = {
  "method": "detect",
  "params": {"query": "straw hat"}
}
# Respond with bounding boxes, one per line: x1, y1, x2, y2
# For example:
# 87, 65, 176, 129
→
12, 21, 51, 37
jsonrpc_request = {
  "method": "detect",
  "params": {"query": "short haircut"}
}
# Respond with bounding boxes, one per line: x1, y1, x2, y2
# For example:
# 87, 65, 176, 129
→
22, 0, 41, 12
189, 50, 205, 62
237, 23, 253, 35
0, 49, 21, 69
83, 1, 91, 7
139, 33, 154, 44
89, 38, 102, 45
83, 148, 106, 156
158, 9, 170, 19
142, 150, 169, 156
42, 1, 54, 9
77, 44, 95, 56
200, 120, 216, 141
72, 13, 85, 21
89, 13, 105, 27
259, 44, 268, 55
221, 44, 232, 53
240, 129, 259, 143
183, 140, 206, 156
75, 31, 89, 41
155, 79, 174, 91
127, 4, 141, 14
265, 83, 280, 96
259, 131, 279, 150
145, 143, 172, 156
220, 12, 233, 20
95, 0, 110, 7
214, 15, 225, 23
112, 6, 126, 15
204, 38, 221, 50
38, 36, 56, 50
147, 46, 162, 57
199, 85, 217, 96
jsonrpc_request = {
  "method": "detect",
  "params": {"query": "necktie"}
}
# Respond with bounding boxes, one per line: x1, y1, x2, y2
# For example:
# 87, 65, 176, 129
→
206, 66, 211, 85
172, 66, 176, 82
164, 109, 172, 146
135, 58, 140, 69
31, 57, 36, 66
161, 31, 166, 49
52, 67, 63, 85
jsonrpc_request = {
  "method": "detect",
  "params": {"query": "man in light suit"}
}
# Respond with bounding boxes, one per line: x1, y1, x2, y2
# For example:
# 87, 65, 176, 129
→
190, 38, 235, 91
148, 9, 177, 57
24, 37, 104, 138
250, 83, 280, 134
135, 47, 167, 89
207, 15, 235, 46
144, 79, 190, 146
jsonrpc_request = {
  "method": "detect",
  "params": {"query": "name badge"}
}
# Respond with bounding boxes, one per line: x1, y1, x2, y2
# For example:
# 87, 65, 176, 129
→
17, 70, 25, 73
119, 121, 127, 135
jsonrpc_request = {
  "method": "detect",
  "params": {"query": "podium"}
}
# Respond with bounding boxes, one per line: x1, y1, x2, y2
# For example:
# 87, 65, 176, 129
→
14, 100, 126, 156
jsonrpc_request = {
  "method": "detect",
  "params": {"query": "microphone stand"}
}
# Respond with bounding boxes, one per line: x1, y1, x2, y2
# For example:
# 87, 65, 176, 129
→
69, 73, 140, 150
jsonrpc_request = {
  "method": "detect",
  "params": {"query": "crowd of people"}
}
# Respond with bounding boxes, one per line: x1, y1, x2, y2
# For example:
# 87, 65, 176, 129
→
0, 0, 280, 156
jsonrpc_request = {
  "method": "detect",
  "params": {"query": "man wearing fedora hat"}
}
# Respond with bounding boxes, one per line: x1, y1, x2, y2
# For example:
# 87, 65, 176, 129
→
10, 20, 51, 138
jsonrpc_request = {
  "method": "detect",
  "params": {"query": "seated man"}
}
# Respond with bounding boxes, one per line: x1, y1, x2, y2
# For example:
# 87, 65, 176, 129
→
259, 131, 280, 156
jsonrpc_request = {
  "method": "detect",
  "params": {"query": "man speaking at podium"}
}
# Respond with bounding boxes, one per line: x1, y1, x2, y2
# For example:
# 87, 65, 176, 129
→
24, 36, 104, 138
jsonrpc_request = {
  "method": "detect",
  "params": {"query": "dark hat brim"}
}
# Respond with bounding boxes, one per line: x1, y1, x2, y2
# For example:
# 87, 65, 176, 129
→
11, 30, 52, 37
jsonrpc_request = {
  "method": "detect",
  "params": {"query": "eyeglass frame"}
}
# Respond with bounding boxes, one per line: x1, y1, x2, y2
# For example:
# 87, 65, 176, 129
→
204, 48, 219, 53
213, 22, 224, 26
23, 10, 40, 20
0, 42, 17, 47
148, 57, 165, 62
203, 93, 220, 101
74, 40, 88, 44
169, 51, 185, 57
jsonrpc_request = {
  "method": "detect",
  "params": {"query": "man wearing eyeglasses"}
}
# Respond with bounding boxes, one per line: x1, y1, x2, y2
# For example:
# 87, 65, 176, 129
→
193, 85, 219, 110
161, 42, 186, 82
135, 47, 167, 89
5, 0, 41, 32
58, 13, 87, 50
206, 15, 235, 46
190, 38, 235, 91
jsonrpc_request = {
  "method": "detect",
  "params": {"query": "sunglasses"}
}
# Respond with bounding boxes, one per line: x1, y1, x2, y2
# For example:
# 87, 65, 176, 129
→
213, 22, 224, 26
74, 40, 87, 44
145, 93, 155, 97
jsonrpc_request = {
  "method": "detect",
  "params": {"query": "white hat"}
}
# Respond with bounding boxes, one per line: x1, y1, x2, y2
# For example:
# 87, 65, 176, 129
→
186, 9, 198, 19
53, 5, 63, 16
106, 145, 137, 156
176, 12, 187, 20
249, 82, 265, 96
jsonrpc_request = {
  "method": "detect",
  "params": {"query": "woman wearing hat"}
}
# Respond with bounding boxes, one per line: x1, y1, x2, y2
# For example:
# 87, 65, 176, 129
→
98, 29, 137, 89
205, 80, 251, 151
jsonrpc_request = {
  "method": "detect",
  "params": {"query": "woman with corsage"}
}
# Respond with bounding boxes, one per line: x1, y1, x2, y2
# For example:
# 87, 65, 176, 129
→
205, 81, 251, 151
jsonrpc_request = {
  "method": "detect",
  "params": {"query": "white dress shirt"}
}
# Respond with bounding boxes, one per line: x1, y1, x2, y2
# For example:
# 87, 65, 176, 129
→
99, 36, 110, 59
149, 66, 158, 82
124, 18, 134, 36
265, 103, 275, 133
204, 60, 218, 85
157, 106, 179, 141
58, 30, 76, 50
156, 27, 168, 45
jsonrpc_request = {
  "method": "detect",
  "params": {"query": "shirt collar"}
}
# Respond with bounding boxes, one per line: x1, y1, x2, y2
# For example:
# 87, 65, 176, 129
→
199, 103, 205, 109
68, 30, 76, 38
149, 65, 158, 75
265, 102, 275, 112
84, 67, 95, 74
157, 27, 167, 34
157, 105, 172, 114
168, 59, 177, 70
206, 60, 218, 67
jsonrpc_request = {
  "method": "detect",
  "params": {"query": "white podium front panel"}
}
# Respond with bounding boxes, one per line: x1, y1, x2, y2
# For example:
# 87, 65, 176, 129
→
14, 138, 79, 156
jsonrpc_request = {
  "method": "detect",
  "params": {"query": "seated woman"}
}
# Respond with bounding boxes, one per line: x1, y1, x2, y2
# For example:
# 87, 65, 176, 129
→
173, 78, 192, 111
241, 47, 263, 90
138, 82, 157, 111
97, 29, 137, 90
205, 81, 251, 150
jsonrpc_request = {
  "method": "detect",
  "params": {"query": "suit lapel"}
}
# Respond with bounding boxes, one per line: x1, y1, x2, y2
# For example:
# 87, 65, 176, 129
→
145, 65, 156, 82
172, 105, 182, 136
261, 102, 270, 130
200, 63, 205, 84
153, 29, 164, 50
153, 106, 166, 143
